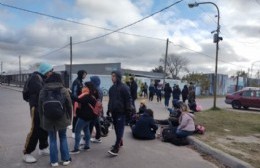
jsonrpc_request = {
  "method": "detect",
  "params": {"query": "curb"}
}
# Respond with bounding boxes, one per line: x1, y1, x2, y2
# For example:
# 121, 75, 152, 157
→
188, 136, 253, 168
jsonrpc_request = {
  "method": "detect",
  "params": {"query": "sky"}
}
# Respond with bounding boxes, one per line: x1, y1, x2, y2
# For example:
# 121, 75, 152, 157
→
0, 0, 260, 78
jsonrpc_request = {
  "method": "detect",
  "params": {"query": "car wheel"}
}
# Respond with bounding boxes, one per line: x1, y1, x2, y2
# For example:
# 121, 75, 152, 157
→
243, 106, 249, 110
232, 101, 241, 109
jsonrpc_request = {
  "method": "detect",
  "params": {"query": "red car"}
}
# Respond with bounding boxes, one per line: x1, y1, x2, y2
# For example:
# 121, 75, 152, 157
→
225, 87, 260, 109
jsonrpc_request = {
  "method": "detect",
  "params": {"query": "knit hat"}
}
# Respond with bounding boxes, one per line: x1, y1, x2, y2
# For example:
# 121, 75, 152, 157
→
38, 63, 53, 75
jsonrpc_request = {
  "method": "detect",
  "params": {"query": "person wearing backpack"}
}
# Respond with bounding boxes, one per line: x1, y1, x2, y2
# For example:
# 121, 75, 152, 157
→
70, 82, 99, 154
39, 72, 72, 167
107, 70, 132, 156
71, 70, 87, 138
22, 62, 53, 163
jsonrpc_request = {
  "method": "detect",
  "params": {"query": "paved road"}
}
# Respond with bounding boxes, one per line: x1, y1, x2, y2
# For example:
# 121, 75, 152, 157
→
0, 86, 219, 168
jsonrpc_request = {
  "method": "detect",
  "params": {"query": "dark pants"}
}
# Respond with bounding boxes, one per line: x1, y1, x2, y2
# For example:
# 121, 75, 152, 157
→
112, 115, 125, 148
149, 93, 154, 101
164, 96, 170, 107
89, 117, 101, 139
72, 116, 78, 133
23, 106, 48, 154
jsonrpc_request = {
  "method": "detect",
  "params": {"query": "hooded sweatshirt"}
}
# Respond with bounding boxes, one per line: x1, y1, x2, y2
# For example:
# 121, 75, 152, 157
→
177, 112, 195, 132
108, 70, 132, 116
90, 76, 103, 102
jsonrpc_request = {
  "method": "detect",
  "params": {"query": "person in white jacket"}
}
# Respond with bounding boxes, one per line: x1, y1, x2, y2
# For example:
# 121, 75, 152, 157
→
176, 103, 195, 138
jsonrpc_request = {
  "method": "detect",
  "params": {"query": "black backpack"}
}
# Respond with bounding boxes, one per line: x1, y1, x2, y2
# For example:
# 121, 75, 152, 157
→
42, 88, 65, 121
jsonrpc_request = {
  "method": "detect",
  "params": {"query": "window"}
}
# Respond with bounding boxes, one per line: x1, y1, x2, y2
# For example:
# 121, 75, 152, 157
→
256, 91, 260, 98
242, 90, 253, 97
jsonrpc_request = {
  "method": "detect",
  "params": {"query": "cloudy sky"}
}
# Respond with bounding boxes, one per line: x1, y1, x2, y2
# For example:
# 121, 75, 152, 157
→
0, 0, 259, 77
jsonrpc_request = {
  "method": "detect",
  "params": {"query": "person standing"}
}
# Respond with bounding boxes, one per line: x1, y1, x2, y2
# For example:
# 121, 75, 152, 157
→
164, 83, 172, 107
129, 76, 138, 108
148, 83, 155, 101
107, 70, 132, 156
181, 85, 189, 103
89, 76, 103, 143
70, 82, 99, 154
23, 63, 52, 163
39, 73, 72, 167
71, 70, 87, 138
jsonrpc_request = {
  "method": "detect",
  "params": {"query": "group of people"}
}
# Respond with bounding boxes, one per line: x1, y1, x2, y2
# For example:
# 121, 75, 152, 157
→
22, 63, 196, 166
22, 63, 133, 166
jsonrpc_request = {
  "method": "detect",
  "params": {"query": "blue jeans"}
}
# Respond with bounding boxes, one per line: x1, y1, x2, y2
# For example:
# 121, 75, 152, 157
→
112, 115, 125, 148
74, 118, 91, 150
48, 129, 70, 164
176, 129, 193, 138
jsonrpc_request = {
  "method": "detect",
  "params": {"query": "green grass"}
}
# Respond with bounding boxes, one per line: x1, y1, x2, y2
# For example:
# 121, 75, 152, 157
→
195, 109, 260, 136
194, 109, 260, 168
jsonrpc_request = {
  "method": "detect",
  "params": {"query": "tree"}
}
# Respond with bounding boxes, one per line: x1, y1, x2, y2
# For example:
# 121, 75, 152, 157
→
152, 65, 164, 73
182, 73, 210, 95
160, 53, 189, 79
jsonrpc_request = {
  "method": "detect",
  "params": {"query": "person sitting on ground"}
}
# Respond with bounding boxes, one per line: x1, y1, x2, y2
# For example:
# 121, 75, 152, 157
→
131, 109, 158, 140
176, 103, 195, 138
137, 100, 147, 115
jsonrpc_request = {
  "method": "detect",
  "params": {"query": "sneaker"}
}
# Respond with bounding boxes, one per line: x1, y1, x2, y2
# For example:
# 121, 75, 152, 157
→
91, 138, 102, 143
62, 159, 71, 166
23, 154, 37, 163
51, 162, 59, 167
80, 146, 90, 151
69, 149, 80, 155
67, 125, 72, 130
108, 147, 119, 156
38, 148, 49, 156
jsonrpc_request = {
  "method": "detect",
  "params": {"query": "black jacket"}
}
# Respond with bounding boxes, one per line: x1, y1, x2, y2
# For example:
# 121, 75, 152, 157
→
28, 72, 44, 107
71, 78, 83, 101
132, 113, 158, 140
108, 70, 132, 116
130, 80, 138, 100
77, 94, 97, 121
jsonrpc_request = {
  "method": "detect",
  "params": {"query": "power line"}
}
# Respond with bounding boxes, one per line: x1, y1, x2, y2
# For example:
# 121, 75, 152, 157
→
0, 2, 166, 42
189, 0, 260, 44
168, 40, 248, 69
35, 44, 69, 58
72, 0, 184, 45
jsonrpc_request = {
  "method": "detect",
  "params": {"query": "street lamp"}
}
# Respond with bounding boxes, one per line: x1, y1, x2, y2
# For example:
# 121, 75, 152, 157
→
188, 1, 222, 109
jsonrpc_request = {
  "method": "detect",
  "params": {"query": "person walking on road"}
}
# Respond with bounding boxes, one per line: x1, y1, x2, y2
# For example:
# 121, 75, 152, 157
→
39, 73, 72, 167
22, 62, 53, 163
107, 70, 132, 156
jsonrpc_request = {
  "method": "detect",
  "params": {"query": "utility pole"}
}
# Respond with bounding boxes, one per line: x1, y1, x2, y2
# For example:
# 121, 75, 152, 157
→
163, 38, 169, 84
70, 36, 73, 87
19, 56, 22, 87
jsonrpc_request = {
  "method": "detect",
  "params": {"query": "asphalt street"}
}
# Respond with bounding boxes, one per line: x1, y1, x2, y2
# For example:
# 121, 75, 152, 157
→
0, 86, 220, 168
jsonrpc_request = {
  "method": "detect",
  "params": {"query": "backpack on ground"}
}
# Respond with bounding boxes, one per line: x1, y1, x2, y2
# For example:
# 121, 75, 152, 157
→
171, 137, 190, 146
162, 128, 176, 142
100, 116, 111, 137
42, 88, 65, 121
194, 124, 206, 134
89, 96, 103, 116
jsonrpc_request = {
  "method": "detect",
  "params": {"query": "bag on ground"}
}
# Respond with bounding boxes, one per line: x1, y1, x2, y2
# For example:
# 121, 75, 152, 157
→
194, 124, 206, 134
162, 128, 176, 142
42, 88, 65, 120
